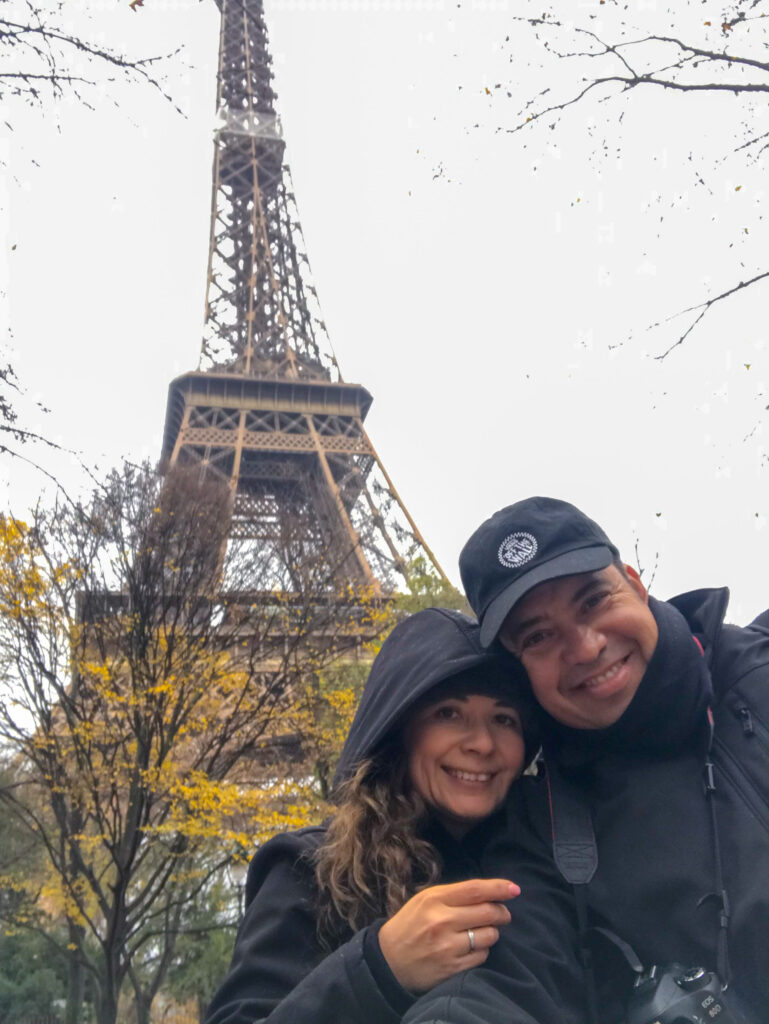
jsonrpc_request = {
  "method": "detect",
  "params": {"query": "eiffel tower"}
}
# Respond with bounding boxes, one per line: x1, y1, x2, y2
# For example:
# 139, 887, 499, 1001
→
160, 0, 444, 597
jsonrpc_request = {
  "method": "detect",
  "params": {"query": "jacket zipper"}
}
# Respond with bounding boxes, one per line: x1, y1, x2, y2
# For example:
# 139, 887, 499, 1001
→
713, 734, 769, 836
734, 702, 769, 756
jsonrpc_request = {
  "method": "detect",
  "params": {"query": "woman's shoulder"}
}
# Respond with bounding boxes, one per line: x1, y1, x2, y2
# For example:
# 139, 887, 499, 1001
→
254, 824, 328, 858
244, 825, 328, 905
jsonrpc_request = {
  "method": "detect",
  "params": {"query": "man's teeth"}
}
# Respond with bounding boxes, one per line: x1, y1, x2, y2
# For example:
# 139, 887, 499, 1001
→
580, 658, 625, 690
446, 768, 492, 782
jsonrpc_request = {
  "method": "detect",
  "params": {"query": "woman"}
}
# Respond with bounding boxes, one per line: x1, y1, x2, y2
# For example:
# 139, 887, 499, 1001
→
205, 608, 539, 1024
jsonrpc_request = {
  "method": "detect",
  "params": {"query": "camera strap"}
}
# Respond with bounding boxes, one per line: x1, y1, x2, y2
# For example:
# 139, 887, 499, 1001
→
546, 757, 656, 1022
694, 634, 732, 988
545, 757, 597, 885
703, 705, 732, 988
544, 756, 600, 1024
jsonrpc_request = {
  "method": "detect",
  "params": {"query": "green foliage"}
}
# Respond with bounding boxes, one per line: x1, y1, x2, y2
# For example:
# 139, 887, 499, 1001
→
0, 929, 67, 1024
164, 880, 237, 1020
394, 557, 470, 616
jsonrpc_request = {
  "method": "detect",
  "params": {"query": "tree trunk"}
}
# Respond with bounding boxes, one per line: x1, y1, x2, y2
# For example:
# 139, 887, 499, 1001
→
134, 989, 153, 1024
94, 970, 120, 1024
64, 921, 85, 1024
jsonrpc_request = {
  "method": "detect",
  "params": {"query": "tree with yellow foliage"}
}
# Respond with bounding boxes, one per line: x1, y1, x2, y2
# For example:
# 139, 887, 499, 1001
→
0, 461, 390, 1024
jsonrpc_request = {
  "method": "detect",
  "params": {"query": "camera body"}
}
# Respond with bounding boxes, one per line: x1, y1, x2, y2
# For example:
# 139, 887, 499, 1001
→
627, 963, 739, 1024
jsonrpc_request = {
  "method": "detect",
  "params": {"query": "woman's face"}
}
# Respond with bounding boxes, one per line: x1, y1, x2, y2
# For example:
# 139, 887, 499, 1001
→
404, 693, 526, 839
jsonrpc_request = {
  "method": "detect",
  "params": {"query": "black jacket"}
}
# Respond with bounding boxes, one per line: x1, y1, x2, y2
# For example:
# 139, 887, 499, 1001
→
404, 589, 769, 1023
205, 609, 576, 1024
204, 817, 505, 1024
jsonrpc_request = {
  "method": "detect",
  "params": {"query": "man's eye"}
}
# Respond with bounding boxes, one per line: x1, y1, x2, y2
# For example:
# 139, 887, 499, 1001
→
584, 590, 610, 611
520, 630, 548, 651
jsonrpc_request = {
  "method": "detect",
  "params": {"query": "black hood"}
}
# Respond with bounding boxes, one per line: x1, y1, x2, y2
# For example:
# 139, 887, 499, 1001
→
333, 608, 537, 788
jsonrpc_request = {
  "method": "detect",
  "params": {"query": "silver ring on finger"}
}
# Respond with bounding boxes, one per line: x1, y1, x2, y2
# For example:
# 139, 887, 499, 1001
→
466, 929, 476, 954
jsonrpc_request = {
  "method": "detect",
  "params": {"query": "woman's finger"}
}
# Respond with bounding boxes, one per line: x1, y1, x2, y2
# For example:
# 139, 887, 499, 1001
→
457, 925, 500, 956
439, 878, 519, 906
444, 901, 512, 931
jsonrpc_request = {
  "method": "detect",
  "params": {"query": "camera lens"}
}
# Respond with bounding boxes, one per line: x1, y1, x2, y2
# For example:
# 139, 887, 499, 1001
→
677, 966, 709, 991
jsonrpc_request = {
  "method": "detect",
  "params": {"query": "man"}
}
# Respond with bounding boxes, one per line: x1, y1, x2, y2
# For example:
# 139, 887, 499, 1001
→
405, 496, 769, 1024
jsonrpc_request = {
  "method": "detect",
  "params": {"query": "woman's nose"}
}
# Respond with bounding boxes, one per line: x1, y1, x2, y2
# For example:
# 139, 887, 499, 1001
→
461, 722, 495, 754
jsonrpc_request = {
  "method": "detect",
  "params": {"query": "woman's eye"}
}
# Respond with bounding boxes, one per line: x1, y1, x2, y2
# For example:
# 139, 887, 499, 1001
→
432, 705, 459, 721
495, 713, 521, 730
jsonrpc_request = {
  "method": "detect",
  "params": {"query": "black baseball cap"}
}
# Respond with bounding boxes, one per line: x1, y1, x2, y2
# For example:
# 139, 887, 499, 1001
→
459, 497, 619, 648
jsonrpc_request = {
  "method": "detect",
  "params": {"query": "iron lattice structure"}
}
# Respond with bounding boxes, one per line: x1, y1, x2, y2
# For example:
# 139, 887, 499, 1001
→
161, 0, 444, 593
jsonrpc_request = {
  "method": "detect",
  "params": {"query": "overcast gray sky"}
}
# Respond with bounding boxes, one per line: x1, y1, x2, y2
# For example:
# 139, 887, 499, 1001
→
3, 0, 768, 620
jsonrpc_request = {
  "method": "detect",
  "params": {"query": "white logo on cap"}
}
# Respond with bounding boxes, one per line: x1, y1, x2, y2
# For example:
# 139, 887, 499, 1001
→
498, 532, 538, 569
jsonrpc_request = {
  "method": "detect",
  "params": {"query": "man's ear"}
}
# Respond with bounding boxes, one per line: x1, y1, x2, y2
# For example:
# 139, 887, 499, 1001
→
623, 564, 649, 603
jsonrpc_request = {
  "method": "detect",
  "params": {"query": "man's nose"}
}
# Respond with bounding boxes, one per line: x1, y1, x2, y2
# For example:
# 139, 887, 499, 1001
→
564, 623, 606, 664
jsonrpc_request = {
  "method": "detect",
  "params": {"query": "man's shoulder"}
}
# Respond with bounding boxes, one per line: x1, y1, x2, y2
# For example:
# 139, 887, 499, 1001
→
667, 587, 769, 699
710, 618, 769, 701
667, 587, 729, 646
748, 607, 769, 633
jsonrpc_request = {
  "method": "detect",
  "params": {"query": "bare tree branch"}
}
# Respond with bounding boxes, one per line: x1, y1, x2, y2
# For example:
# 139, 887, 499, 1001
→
497, 5, 769, 351
0, 2, 185, 116
654, 269, 769, 359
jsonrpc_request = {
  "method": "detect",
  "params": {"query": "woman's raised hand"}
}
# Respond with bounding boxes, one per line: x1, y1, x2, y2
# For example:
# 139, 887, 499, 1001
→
377, 878, 520, 994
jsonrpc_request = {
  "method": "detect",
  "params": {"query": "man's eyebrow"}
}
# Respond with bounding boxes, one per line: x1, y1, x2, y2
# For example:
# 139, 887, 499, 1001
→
572, 574, 605, 603
506, 613, 546, 644
506, 574, 607, 644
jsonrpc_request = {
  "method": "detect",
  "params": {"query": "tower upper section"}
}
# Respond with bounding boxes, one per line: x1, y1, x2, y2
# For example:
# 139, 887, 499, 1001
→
203, 0, 340, 381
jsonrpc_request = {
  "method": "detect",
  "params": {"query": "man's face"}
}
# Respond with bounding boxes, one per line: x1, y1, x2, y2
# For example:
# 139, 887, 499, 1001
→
499, 565, 659, 730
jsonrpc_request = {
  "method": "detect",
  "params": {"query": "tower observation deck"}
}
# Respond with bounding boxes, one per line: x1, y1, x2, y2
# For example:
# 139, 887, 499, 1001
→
161, 0, 445, 595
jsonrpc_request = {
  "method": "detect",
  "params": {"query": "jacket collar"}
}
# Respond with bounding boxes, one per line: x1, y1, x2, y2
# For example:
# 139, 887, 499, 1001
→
667, 587, 730, 670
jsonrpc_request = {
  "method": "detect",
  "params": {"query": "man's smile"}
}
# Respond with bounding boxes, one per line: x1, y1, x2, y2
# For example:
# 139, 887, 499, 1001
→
569, 652, 634, 697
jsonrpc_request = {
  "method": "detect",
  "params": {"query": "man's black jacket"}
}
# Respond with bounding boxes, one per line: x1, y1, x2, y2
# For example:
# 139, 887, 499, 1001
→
405, 589, 769, 1023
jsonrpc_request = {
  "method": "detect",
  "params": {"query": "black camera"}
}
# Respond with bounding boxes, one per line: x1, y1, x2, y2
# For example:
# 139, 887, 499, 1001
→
627, 964, 741, 1024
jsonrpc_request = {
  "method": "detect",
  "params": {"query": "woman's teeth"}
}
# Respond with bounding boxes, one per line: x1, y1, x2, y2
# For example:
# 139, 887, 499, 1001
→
445, 768, 492, 782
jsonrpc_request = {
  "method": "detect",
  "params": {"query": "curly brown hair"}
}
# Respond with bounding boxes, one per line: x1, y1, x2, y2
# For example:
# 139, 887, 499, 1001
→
313, 740, 441, 947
